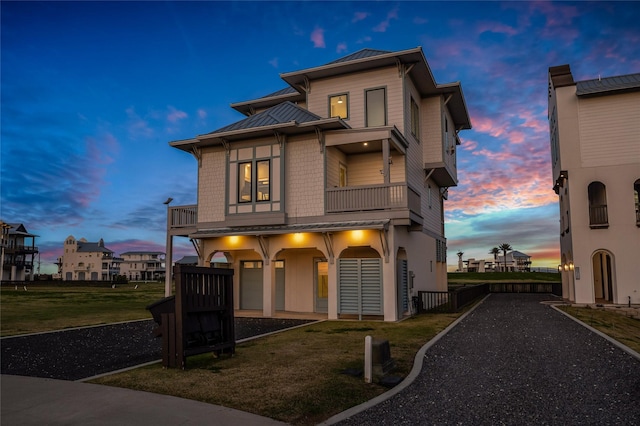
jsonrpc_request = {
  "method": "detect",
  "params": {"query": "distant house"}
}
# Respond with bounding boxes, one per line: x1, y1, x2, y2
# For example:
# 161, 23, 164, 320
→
548, 65, 640, 305
174, 255, 198, 266
165, 47, 471, 321
120, 251, 165, 281
0, 222, 39, 281
496, 251, 531, 272
58, 236, 122, 281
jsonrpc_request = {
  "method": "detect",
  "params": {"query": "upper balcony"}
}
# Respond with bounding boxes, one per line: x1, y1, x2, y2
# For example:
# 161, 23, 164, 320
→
168, 205, 198, 235
326, 183, 421, 217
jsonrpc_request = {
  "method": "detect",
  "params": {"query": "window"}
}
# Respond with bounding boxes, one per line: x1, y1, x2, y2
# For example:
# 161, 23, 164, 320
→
329, 94, 348, 119
238, 160, 270, 203
588, 181, 608, 228
410, 97, 420, 137
366, 88, 386, 127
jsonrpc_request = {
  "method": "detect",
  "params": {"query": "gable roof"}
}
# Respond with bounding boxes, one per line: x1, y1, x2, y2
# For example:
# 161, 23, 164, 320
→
326, 48, 392, 64
77, 240, 113, 254
210, 101, 323, 134
231, 86, 305, 116
576, 73, 640, 97
6, 223, 38, 237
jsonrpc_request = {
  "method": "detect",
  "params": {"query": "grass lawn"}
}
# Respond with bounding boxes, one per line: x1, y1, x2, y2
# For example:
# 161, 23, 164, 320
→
0, 283, 164, 336
91, 312, 461, 426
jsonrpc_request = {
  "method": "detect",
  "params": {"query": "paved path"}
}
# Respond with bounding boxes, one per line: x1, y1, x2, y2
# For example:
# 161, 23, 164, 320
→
332, 294, 640, 425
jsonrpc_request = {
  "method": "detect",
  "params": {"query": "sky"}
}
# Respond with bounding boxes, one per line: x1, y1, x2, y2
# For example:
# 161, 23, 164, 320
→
2, 1, 639, 275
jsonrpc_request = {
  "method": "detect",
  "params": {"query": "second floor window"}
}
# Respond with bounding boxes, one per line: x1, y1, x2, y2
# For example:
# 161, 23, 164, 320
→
239, 160, 270, 203
366, 87, 386, 127
329, 94, 348, 119
410, 97, 420, 138
588, 181, 608, 227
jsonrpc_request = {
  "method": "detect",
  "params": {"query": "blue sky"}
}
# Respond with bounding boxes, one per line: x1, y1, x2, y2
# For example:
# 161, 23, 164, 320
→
2, 1, 639, 274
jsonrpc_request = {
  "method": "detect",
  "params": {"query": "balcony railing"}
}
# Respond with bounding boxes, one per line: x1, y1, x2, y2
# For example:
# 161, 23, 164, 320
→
589, 205, 608, 228
326, 183, 416, 213
2, 244, 38, 253
169, 205, 198, 228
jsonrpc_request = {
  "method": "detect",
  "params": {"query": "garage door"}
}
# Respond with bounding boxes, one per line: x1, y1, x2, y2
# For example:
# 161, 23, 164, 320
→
240, 261, 263, 310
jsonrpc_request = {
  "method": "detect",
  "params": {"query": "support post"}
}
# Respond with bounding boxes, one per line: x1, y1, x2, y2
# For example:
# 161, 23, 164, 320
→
364, 335, 373, 383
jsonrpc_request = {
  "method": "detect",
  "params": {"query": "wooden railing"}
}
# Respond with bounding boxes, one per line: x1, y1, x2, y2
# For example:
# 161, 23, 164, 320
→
326, 183, 412, 213
169, 205, 197, 228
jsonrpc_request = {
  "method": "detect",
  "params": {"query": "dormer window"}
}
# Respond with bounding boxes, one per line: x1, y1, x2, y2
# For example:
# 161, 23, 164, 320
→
329, 94, 348, 119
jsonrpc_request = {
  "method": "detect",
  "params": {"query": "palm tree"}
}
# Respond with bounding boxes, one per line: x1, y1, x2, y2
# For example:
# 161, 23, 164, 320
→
499, 243, 512, 272
489, 247, 500, 271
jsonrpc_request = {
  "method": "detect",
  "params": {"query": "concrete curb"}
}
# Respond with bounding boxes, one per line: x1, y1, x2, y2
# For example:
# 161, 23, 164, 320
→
319, 294, 491, 425
551, 304, 640, 362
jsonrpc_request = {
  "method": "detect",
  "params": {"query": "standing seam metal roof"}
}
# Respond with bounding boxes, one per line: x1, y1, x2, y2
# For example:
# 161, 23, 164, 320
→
207, 101, 323, 134
326, 48, 392, 64
576, 73, 640, 96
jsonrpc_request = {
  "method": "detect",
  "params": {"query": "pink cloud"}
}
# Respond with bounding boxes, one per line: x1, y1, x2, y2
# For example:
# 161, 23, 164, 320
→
373, 6, 399, 32
310, 27, 325, 48
166, 106, 187, 123
356, 36, 372, 44
352, 12, 369, 23
197, 109, 207, 119
476, 21, 518, 36
336, 42, 347, 54
268, 57, 279, 68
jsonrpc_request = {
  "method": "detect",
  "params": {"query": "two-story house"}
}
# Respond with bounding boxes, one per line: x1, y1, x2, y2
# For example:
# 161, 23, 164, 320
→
0, 222, 39, 281
548, 65, 640, 305
120, 251, 165, 281
58, 236, 122, 281
166, 47, 471, 321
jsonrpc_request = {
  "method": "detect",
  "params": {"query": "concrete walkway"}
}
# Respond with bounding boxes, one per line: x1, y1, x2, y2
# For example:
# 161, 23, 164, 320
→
1, 374, 286, 425
327, 294, 640, 425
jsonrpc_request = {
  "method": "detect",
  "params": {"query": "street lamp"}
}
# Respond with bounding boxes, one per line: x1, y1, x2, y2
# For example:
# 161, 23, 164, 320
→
164, 198, 173, 297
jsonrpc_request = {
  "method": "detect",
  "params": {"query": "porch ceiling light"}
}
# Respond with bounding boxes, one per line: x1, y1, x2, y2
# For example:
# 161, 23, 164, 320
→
293, 232, 304, 243
350, 229, 364, 242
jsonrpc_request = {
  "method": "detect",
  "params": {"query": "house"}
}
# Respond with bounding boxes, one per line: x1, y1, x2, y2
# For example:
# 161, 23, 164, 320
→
548, 65, 640, 304
0, 221, 39, 281
166, 47, 471, 321
119, 251, 165, 281
495, 251, 531, 272
58, 236, 122, 281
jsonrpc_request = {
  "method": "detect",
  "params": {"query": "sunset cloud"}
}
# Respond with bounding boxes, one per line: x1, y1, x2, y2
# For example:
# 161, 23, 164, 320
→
310, 27, 325, 48
373, 6, 399, 32
352, 12, 369, 23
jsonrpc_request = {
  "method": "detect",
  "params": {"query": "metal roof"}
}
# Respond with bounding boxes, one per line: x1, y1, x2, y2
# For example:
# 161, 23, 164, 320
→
77, 241, 113, 253
190, 220, 390, 238
208, 101, 323, 134
576, 73, 640, 97
6, 223, 38, 237
326, 48, 392, 65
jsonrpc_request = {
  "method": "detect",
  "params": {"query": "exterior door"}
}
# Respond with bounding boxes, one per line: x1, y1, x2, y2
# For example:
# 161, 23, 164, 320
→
315, 259, 328, 313
338, 258, 382, 318
240, 261, 263, 310
397, 260, 408, 316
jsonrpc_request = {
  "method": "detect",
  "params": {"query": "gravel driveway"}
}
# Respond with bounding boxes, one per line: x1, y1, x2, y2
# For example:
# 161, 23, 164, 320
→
335, 294, 640, 425
1, 318, 312, 381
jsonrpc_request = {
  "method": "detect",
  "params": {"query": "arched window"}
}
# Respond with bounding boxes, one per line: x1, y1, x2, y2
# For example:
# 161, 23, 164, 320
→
588, 181, 608, 228
634, 179, 640, 226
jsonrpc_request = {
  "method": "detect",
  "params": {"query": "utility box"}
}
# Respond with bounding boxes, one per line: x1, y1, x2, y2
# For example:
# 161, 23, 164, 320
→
371, 338, 395, 376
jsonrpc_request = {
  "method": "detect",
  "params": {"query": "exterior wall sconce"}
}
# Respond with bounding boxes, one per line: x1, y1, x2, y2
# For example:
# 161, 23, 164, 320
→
569, 262, 574, 271
558, 265, 563, 272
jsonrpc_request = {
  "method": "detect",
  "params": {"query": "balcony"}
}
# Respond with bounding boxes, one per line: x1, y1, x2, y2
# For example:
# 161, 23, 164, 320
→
169, 205, 197, 228
326, 183, 420, 214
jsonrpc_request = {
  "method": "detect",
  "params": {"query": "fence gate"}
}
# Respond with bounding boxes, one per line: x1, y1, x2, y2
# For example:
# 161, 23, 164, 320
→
338, 258, 383, 319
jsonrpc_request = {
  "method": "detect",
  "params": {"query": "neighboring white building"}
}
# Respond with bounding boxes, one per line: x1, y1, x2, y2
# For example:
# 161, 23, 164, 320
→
58, 236, 122, 281
166, 47, 472, 321
495, 251, 532, 273
548, 65, 640, 305
120, 251, 165, 281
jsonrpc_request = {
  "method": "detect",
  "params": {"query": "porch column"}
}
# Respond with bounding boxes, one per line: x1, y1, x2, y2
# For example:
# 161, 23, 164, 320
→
165, 234, 173, 297
382, 138, 391, 184
327, 261, 338, 320
382, 255, 398, 321
263, 262, 276, 318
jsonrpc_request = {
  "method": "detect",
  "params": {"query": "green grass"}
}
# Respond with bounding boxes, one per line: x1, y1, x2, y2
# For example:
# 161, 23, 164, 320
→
0, 283, 164, 336
92, 313, 461, 426
448, 271, 560, 283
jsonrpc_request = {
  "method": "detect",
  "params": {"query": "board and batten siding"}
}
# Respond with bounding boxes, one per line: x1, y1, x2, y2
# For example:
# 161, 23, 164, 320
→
578, 92, 640, 167
286, 136, 325, 217
198, 147, 226, 223
345, 153, 405, 185
421, 178, 445, 236
306, 67, 403, 128
326, 147, 347, 188
404, 78, 426, 193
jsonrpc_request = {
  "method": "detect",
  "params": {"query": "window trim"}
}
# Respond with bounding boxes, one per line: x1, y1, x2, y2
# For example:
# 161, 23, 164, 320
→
365, 87, 387, 127
329, 93, 349, 119
238, 161, 253, 203
410, 96, 420, 140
